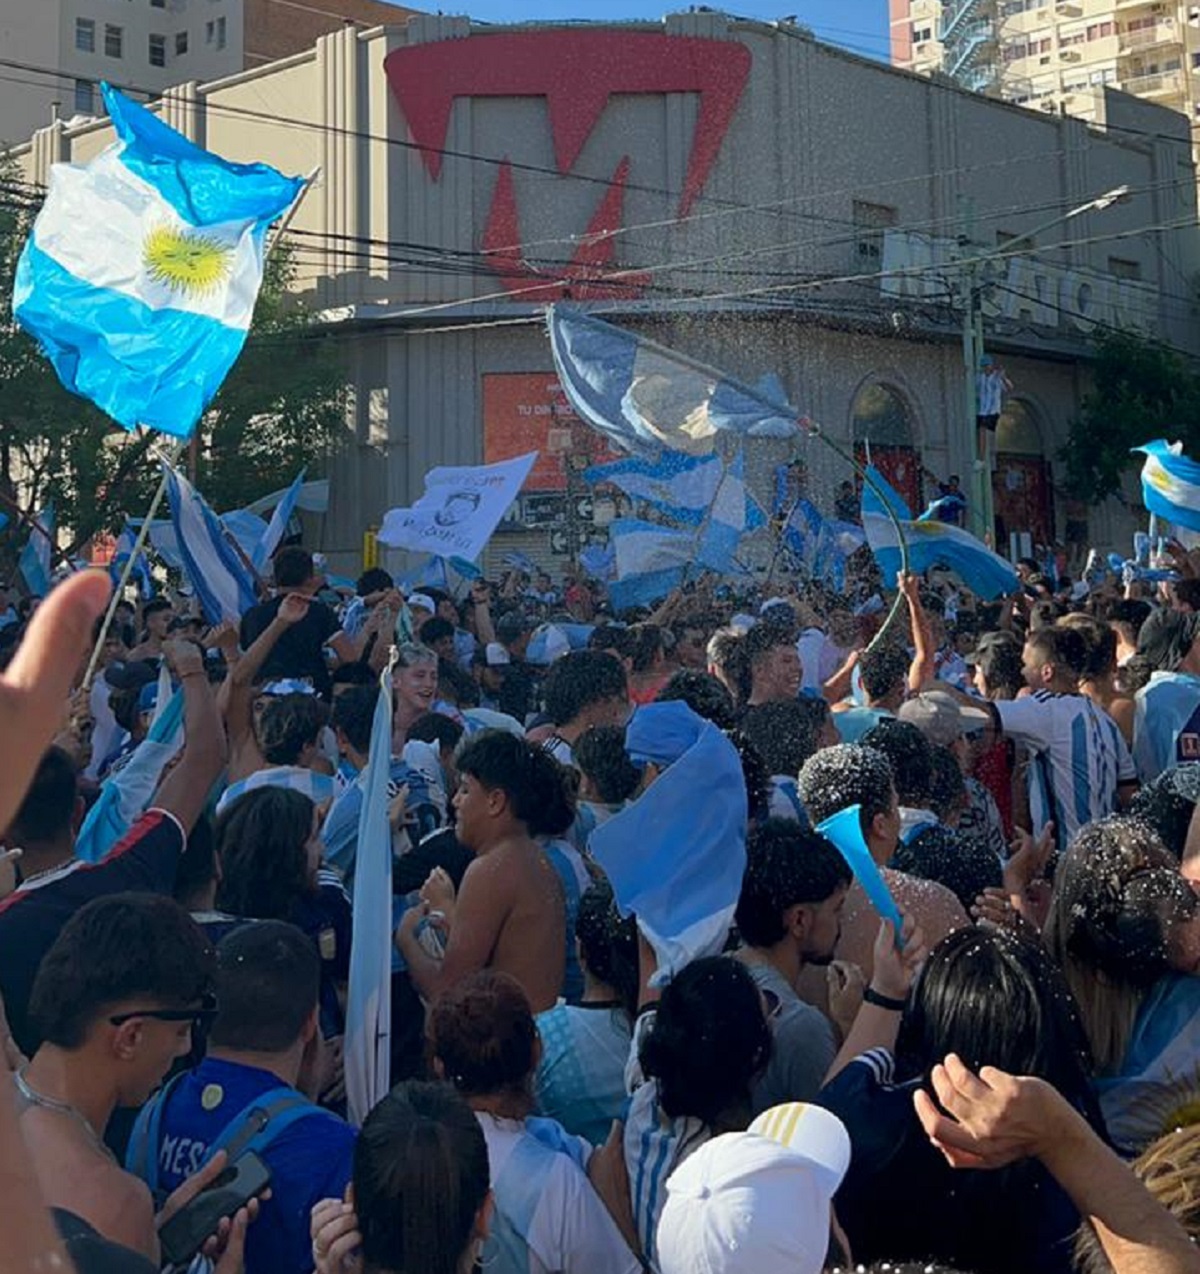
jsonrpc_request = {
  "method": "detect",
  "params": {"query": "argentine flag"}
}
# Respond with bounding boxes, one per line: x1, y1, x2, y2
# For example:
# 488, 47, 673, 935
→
13, 84, 305, 439
697, 450, 765, 572
165, 465, 258, 623
251, 467, 305, 571
584, 451, 722, 527
861, 467, 1017, 601
18, 504, 54, 597
548, 305, 801, 457
608, 518, 695, 611
1135, 440, 1200, 534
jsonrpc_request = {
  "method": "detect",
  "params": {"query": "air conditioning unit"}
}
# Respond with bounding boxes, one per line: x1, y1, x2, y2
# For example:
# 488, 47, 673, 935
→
1056, 1, 1082, 15
1060, 49, 1082, 61
1041, 99, 1058, 111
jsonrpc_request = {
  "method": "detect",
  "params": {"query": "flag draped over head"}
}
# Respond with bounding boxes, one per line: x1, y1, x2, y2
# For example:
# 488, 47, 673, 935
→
583, 450, 723, 526
18, 504, 54, 597
860, 466, 1017, 600
1134, 440, 1200, 533
379, 453, 537, 562
591, 701, 747, 986
345, 662, 395, 1128
164, 465, 257, 623
13, 85, 305, 439
548, 305, 801, 457
75, 688, 185, 864
696, 450, 766, 573
252, 467, 305, 571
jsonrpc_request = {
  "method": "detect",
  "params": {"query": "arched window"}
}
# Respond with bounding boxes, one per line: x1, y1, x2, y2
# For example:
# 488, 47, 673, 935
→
850, 383, 914, 448
995, 399, 1044, 457
851, 382, 920, 511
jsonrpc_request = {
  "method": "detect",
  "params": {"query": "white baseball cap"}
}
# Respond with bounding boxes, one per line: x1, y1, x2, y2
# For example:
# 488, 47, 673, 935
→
407, 593, 435, 614
484, 641, 511, 667
657, 1103, 850, 1274
897, 689, 991, 747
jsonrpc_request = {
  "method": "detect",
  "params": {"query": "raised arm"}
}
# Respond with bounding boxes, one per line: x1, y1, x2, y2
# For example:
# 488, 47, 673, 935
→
915, 1055, 1200, 1274
151, 639, 227, 833
221, 593, 310, 745
900, 572, 935, 692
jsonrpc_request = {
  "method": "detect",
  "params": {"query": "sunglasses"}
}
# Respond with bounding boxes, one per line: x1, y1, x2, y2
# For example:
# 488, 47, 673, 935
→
109, 992, 218, 1031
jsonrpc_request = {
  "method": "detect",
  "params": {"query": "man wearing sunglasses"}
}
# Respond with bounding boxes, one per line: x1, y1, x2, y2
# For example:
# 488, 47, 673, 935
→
14, 892, 217, 1265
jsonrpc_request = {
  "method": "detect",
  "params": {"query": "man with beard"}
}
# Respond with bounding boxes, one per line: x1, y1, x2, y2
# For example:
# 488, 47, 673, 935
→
732, 819, 849, 1111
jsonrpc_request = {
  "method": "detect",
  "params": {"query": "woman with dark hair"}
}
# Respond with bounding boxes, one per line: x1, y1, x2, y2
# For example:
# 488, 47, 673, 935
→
624, 957, 772, 1267
1060, 613, 1136, 746
215, 786, 351, 1039
430, 972, 641, 1274
535, 879, 637, 1146
396, 731, 572, 1012
626, 623, 672, 706
817, 926, 1102, 1274
311, 1081, 492, 1274
1045, 816, 1200, 1154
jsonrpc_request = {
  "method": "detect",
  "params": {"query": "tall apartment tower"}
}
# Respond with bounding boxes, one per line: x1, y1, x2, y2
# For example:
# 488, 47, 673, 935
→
891, 0, 1200, 142
0, 0, 415, 147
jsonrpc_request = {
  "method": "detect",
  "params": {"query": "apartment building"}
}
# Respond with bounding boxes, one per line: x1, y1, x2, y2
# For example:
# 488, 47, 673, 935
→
0, 0, 414, 146
890, 0, 1200, 141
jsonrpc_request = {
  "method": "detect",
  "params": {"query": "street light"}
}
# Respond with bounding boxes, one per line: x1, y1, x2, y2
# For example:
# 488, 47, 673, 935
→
960, 185, 1132, 543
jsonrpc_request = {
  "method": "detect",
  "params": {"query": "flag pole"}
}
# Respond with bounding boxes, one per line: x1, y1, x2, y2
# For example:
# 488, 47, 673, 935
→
81, 437, 184, 691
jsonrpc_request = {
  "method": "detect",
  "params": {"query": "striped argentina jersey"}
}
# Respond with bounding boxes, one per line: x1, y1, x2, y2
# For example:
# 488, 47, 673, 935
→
995, 692, 1135, 849
1133, 671, 1200, 784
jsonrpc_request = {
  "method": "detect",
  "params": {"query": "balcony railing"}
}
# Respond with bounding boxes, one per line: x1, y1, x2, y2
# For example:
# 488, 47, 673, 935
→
1118, 22, 1179, 52
1120, 68, 1184, 95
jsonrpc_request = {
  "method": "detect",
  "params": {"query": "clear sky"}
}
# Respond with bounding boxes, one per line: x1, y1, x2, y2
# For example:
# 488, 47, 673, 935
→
398, 2, 891, 62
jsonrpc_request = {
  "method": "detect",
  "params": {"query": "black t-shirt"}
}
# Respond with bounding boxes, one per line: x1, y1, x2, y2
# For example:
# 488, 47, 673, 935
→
0, 810, 185, 1056
892, 823, 1002, 913
817, 1049, 1081, 1274
239, 596, 340, 696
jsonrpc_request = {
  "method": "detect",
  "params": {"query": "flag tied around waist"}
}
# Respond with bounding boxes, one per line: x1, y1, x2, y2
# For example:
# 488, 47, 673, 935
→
13, 83, 305, 438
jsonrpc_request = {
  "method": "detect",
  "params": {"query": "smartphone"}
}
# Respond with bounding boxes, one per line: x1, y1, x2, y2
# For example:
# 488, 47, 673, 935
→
158, 1152, 272, 1268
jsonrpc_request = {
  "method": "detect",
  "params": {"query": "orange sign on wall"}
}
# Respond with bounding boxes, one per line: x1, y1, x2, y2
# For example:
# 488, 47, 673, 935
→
482, 373, 622, 491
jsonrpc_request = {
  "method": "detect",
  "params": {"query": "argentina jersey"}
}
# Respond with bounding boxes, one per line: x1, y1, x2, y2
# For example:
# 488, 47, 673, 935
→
996, 692, 1135, 850
1133, 671, 1200, 784
766, 775, 810, 826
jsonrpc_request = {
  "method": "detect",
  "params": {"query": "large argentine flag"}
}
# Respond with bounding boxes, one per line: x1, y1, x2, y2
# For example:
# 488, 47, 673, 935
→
548, 305, 801, 457
697, 450, 766, 572
1135, 440, 1200, 533
861, 467, 1017, 600
13, 84, 304, 439
165, 465, 257, 623
583, 451, 722, 527
608, 517, 696, 611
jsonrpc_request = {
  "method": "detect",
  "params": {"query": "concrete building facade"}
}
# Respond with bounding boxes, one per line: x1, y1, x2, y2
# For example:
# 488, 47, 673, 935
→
0, 0, 414, 146
890, 0, 1200, 151
7, 11, 1198, 570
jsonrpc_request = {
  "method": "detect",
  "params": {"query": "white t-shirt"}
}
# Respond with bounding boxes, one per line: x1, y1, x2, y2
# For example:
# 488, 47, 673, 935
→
476, 1112, 640, 1274
996, 691, 1135, 848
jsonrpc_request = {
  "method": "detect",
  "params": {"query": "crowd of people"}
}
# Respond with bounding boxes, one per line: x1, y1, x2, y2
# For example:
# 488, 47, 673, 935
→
2, 532, 1200, 1274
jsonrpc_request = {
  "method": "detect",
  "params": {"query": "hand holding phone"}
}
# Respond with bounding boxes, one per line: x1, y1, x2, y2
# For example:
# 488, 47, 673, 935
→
158, 1151, 272, 1268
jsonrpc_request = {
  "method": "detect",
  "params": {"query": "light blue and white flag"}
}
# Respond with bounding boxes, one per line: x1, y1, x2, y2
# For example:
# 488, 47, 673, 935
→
591, 702, 747, 986
610, 518, 695, 579
165, 465, 257, 624
251, 467, 305, 571
218, 508, 270, 565
548, 305, 800, 457
13, 85, 305, 439
399, 556, 450, 593
379, 453, 537, 562
111, 524, 155, 598
345, 663, 396, 1128
75, 687, 185, 864
584, 451, 722, 527
697, 450, 766, 572
18, 504, 54, 597
214, 763, 335, 817
1135, 440, 1200, 534
861, 467, 1017, 600
245, 477, 330, 517
579, 542, 616, 581
503, 550, 538, 575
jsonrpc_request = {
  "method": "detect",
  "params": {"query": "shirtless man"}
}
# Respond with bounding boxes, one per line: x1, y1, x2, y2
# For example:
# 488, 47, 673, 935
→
396, 731, 568, 1012
126, 597, 174, 662
798, 741, 967, 983
15, 892, 217, 1261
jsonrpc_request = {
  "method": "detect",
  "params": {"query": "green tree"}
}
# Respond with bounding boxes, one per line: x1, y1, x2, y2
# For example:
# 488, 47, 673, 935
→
0, 157, 347, 571
1059, 328, 1200, 502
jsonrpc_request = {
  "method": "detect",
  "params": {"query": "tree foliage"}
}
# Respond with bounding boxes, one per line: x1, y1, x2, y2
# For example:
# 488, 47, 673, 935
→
0, 156, 347, 571
1059, 328, 1200, 502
